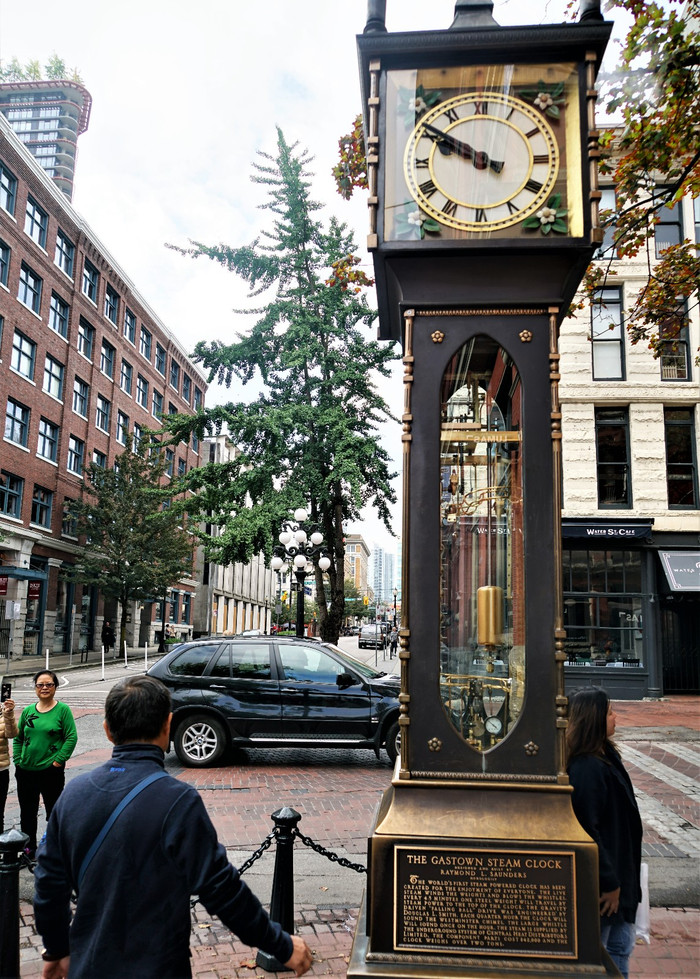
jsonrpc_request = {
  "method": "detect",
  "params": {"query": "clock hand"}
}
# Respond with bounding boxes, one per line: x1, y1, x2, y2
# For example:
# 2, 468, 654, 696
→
422, 123, 505, 175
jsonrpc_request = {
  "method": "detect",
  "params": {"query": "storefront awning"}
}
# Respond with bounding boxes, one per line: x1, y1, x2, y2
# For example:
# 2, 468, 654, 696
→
659, 551, 700, 592
562, 520, 654, 542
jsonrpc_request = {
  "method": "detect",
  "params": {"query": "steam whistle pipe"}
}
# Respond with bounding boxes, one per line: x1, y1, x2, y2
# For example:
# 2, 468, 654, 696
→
364, 0, 386, 33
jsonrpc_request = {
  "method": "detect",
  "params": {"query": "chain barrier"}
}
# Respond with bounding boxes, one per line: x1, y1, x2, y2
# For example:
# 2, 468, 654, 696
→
292, 827, 367, 874
237, 832, 276, 876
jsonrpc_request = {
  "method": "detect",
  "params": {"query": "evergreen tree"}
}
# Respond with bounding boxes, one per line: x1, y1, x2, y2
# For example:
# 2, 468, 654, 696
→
168, 129, 397, 643
64, 434, 194, 652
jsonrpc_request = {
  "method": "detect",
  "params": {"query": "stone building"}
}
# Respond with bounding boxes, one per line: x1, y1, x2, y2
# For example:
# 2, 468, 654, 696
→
560, 186, 699, 697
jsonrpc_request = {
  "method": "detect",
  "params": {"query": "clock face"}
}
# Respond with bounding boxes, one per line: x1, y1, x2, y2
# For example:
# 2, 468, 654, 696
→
404, 92, 559, 233
383, 64, 581, 242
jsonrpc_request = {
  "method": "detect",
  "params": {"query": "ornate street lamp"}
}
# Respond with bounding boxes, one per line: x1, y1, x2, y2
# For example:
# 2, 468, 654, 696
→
270, 508, 331, 638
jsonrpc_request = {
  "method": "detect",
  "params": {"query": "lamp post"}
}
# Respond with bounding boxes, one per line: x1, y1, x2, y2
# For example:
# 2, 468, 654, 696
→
393, 587, 398, 627
271, 508, 330, 639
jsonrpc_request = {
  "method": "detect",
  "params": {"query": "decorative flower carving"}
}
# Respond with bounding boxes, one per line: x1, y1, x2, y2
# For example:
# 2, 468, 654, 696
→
431, 331, 445, 344
519, 330, 533, 343
524, 741, 539, 756
428, 737, 442, 751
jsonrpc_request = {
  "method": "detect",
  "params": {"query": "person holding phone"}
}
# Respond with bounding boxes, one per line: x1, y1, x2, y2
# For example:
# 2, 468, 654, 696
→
0, 684, 19, 833
13, 671, 77, 859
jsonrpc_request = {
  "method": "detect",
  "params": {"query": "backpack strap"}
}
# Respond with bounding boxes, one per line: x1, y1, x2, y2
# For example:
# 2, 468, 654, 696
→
77, 770, 169, 889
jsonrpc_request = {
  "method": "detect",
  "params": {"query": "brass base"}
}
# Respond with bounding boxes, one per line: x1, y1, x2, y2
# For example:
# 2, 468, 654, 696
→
347, 779, 622, 979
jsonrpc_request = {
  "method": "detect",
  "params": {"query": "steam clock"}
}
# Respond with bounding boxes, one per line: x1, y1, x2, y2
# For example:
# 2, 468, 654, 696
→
350, 1, 616, 976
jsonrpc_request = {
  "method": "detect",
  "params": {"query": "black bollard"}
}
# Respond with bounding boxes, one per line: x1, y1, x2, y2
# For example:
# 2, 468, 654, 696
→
256, 806, 301, 972
0, 828, 30, 979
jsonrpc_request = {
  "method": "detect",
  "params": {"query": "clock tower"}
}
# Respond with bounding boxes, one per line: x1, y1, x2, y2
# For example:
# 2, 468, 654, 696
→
349, 2, 618, 977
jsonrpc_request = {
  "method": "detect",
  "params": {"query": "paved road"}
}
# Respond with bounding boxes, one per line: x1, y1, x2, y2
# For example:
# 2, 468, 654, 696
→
5, 640, 697, 909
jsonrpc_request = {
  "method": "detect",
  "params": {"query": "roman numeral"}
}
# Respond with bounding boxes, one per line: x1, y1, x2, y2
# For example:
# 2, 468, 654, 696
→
474, 101, 487, 115
525, 127, 540, 139
525, 178, 544, 194
415, 157, 429, 169
419, 178, 438, 199
444, 106, 459, 123
441, 199, 458, 218
533, 154, 550, 165
474, 208, 489, 223
507, 200, 519, 214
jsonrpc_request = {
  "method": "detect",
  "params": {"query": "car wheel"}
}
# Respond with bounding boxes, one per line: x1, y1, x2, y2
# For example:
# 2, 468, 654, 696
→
174, 713, 228, 767
385, 720, 401, 764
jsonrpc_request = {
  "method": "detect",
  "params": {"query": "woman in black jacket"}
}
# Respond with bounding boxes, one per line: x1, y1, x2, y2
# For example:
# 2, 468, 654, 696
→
567, 689, 642, 979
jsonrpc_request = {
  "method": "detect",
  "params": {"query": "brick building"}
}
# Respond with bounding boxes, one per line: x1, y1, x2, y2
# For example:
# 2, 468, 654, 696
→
0, 113, 208, 662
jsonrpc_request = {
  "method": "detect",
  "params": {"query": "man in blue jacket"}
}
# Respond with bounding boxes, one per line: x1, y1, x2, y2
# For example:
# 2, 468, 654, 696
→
34, 675, 312, 979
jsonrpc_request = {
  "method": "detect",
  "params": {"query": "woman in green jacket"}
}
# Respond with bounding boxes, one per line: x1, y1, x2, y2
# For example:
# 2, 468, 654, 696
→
13, 670, 77, 858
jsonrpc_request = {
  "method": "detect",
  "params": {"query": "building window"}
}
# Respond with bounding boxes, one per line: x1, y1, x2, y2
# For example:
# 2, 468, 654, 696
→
18, 262, 42, 313
5, 398, 30, 447
152, 389, 163, 419
82, 259, 99, 303
659, 308, 690, 381
654, 194, 683, 259
595, 186, 618, 259
24, 196, 48, 248
96, 394, 111, 432
37, 418, 59, 462
116, 410, 129, 445
192, 432, 199, 453
104, 284, 119, 324
133, 423, 143, 450
120, 358, 133, 395
169, 361, 180, 391
139, 325, 152, 360
67, 435, 85, 475
591, 287, 624, 380
62, 498, 77, 537
595, 408, 631, 508
0, 162, 17, 215
563, 549, 643, 665
155, 343, 166, 375
0, 470, 23, 518
177, 457, 186, 477
124, 307, 136, 344
31, 485, 53, 528
181, 593, 191, 624
43, 355, 65, 400
169, 590, 178, 622
11, 330, 36, 379
665, 408, 698, 509
0, 240, 10, 287
182, 374, 191, 404
49, 292, 70, 337
92, 449, 107, 468
136, 374, 149, 409
165, 448, 174, 477
194, 386, 203, 410
73, 377, 89, 417
54, 229, 75, 278
78, 318, 95, 360
100, 339, 116, 378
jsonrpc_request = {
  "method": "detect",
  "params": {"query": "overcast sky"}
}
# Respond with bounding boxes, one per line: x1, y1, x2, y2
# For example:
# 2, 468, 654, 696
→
0, 0, 624, 554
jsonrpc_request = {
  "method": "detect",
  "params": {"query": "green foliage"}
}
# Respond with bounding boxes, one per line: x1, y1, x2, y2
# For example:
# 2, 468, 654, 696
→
168, 130, 398, 642
0, 55, 83, 84
63, 434, 194, 647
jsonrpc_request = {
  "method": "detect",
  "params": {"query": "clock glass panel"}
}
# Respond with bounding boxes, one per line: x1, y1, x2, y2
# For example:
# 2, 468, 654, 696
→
383, 63, 582, 241
439, 336, 524, 751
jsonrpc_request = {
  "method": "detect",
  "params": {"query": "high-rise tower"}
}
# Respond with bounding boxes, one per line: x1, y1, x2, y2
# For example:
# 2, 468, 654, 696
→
0, 78, 91, 199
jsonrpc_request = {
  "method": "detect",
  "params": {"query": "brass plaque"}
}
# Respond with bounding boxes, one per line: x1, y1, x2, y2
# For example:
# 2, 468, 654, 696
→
394, 845, 577, 957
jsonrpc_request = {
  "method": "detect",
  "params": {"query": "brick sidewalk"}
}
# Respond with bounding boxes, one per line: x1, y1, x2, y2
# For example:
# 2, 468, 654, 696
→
18, 900, 699, 977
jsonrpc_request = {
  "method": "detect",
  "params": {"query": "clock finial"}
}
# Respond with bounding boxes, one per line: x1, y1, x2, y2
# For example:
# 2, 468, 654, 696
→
364, 0, 387, 34
579, 0, 604, 21
450, 0, 498, 29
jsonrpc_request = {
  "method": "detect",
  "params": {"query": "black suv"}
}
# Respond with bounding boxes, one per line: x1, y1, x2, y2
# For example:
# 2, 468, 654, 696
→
148, 636, 401, 767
